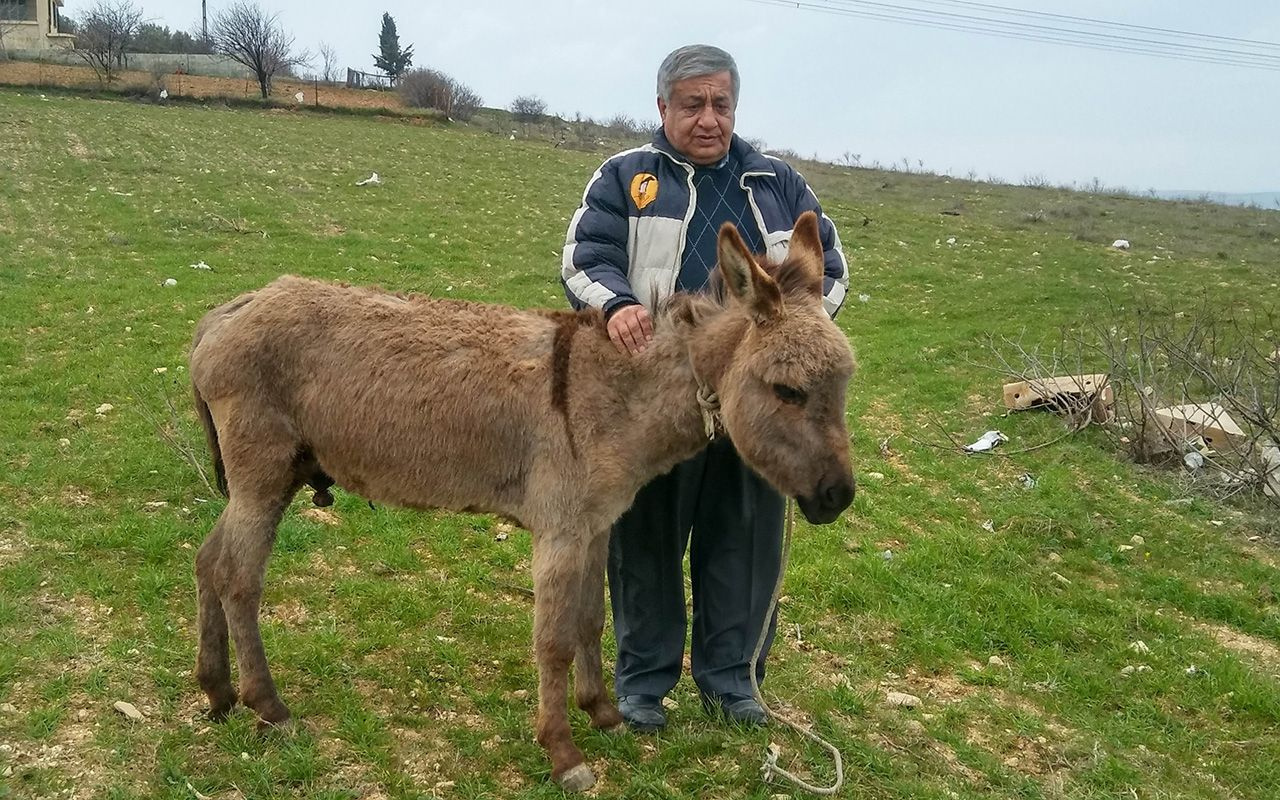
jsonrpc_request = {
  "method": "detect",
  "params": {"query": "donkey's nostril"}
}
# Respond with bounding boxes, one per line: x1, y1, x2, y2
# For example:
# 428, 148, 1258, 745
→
822, 477, 855, 512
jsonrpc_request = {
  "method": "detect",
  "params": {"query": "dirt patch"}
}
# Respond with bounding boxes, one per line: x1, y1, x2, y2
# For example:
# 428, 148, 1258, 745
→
0, 60, 408, 112
1194, 621, 1280, 670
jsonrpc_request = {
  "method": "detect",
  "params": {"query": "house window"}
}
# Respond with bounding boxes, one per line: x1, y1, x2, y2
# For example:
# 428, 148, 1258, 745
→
0, 1, 36, 22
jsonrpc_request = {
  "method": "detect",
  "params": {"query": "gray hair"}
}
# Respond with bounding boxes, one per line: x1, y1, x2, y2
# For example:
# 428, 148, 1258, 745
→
656, 44, 740, 106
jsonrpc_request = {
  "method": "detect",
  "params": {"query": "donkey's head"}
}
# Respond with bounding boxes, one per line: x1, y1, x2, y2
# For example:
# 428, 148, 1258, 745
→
688, 211, 857, 524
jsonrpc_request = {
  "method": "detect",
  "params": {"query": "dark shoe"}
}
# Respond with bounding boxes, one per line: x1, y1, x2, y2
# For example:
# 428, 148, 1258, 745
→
617, 694, 666, 733
703, 692, 768, 726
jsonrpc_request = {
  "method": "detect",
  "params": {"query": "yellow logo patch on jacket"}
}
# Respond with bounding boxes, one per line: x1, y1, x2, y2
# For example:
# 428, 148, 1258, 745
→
630, 173, 659, 210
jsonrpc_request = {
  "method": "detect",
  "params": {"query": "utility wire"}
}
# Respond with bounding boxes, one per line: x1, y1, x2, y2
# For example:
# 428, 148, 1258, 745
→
821, 0, 1280, 62
898, 0, 1280, 52
746, 0, 1280, 72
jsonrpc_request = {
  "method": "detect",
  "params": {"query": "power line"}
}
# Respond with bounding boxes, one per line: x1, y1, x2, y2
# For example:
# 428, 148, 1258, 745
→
821, 0, 1280, 63
746, 0, 1280, 72
899, 0, 1280, 52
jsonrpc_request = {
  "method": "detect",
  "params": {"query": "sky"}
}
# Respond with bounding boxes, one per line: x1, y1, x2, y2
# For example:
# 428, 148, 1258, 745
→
61, 1, 1280, 193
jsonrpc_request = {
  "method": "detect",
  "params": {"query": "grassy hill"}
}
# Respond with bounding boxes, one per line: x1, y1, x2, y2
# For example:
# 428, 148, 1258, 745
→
1, 88, 1278, 800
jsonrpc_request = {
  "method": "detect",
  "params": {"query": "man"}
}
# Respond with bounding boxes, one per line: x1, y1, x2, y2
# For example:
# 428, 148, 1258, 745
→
561, 44, 849, 731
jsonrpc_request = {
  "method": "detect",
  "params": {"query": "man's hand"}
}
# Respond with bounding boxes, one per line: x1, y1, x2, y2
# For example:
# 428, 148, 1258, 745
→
607, 304, 654, 355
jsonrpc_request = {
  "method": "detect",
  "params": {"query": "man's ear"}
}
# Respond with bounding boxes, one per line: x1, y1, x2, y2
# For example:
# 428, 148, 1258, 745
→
717, 223, 782, 322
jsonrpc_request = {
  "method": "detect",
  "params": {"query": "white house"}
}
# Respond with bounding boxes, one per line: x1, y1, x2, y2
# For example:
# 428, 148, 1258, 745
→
0, 0, 74, 53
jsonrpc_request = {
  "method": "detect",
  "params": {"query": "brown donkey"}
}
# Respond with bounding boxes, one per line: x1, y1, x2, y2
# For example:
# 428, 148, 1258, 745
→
190, 210, 857, 791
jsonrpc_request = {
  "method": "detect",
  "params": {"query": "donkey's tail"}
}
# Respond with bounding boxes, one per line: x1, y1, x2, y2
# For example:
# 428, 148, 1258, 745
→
193, 381, 228, 498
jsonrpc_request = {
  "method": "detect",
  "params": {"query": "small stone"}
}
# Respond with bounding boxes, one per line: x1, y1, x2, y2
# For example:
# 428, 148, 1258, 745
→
95, 403, 114, 415
240, 751, 250, 760
987, 655, 1005, 668
882, 549, 894, 561
1129, 641, 1151, 655
113, 700, 144, 721
1130, 535, 1145, 545
1047, 552, 1062, 563
981, 520, 995, 532
904, 719, 926, 735
0, 702, 17, 713
1051, 572, 1071, 585
163, 278, 178, 287
153, 367, 168, 375
865, 471, 885, 481
1120, 666, 1135, 676
1118, 545, 1135, 552
885, 691, 921, 709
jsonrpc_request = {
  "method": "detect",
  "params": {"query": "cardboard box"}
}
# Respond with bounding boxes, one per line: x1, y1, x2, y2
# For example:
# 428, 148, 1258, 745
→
1151, 402, 1248, 453
1002, 374, 1114, 422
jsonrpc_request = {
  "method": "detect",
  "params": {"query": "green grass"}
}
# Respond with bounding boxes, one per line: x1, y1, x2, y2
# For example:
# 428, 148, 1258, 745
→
1, 88, 1278, 799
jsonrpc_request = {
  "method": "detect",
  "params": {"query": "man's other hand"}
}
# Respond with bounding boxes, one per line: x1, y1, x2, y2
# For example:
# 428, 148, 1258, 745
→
607, 304, 654, 355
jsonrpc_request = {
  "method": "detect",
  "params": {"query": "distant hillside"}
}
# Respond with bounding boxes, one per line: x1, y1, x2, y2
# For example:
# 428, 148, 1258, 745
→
1154, 190, 1280, 210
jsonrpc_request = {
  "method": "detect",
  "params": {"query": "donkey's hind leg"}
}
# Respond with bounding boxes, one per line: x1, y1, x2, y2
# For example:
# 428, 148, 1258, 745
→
203, 405, 304, 728
216, 492, 296, 727
195, 520, 237, 720
573, 530, 622, 732
531, 533, 596, 792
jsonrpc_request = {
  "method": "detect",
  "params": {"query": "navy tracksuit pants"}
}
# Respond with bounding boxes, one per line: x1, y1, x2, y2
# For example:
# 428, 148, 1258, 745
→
607, 436, 786, 700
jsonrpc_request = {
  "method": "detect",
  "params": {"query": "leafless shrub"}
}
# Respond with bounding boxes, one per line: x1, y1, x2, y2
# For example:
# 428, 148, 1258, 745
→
982, 300, 1280, 506
399, 68, 482, 120
211, 1, 309, 99
317, 41, 338, 83
510, 94, 546, 123
73, 0, 144, 86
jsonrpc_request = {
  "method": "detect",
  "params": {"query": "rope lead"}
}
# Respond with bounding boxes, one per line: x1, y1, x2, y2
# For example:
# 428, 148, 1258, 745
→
750, 499, 845, 795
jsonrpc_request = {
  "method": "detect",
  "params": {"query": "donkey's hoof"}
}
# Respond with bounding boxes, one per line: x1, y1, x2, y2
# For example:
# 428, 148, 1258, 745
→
205, 693, 239, 722
312, 489, 333, 507
555, 763, 596, 792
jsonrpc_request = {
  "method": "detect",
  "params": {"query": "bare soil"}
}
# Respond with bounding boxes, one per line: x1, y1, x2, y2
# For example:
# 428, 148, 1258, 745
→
0, 59, 407, 111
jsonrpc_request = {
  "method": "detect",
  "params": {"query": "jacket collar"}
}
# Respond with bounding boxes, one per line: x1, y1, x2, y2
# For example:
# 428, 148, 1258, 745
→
650, 129, 776, 176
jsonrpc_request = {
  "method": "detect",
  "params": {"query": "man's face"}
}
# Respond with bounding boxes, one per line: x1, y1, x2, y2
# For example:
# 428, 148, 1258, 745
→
658, 71, 735, 166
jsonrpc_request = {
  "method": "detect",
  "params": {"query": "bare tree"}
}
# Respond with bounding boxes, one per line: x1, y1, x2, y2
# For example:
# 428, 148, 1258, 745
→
211, 1, 308, 99
72, 0, 144, 86
317, 41, 338, 83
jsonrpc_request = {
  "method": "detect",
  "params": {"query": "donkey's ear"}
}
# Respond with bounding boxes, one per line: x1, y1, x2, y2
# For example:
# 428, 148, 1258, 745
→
787, 210, 825, 297
717, 223, 782, 322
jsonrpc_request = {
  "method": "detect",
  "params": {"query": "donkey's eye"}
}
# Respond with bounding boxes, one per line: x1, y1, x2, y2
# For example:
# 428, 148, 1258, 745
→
772, 383, 807, 405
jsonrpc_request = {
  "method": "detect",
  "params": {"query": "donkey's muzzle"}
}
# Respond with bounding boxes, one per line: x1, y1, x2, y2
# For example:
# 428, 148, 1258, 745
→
796, 474, 856, 524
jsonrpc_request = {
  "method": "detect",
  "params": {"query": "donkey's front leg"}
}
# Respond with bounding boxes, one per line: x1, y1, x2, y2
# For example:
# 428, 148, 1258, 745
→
574, 529, 622, 732
531, 536, 595, 792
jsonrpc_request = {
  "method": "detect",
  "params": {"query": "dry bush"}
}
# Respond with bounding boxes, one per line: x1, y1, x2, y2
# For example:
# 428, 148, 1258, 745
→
510, 94, 546, 123
983, 300, 1280, 506
399, 68, 482, 121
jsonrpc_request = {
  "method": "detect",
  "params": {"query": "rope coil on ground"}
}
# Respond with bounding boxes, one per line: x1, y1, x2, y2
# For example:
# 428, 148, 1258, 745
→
749, 499, 845, 795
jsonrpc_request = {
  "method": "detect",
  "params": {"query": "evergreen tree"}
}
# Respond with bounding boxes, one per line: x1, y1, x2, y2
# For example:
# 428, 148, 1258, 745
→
373, 12, 413, 84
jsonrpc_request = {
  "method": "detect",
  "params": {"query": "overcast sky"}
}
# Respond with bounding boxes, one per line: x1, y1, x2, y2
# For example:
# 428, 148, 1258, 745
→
63, 1, 1280, 193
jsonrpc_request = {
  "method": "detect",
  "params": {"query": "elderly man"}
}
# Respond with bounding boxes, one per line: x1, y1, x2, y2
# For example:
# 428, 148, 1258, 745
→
561, 44, 849, 731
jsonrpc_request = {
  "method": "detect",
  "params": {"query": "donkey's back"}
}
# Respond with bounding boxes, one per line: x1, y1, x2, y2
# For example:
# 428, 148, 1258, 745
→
191, 275, 587, 514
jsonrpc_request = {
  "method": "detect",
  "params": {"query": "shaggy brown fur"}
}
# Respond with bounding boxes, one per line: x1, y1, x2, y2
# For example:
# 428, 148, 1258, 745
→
189, 211, 856, 791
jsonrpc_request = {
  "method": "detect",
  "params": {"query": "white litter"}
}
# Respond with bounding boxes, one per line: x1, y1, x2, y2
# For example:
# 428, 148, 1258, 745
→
1183, 451, 1204, 470
163, 278, 178, 287
356, 172, 381, 186
1019, 473, 1037, 489
159, 88, 169, 100
294, 92, 305, 103
858, 293, 871, 303
945, 236, 956, 245
964, 430, 1008, 453
190, 261, 212, 271
1111, 239, 1131, 250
